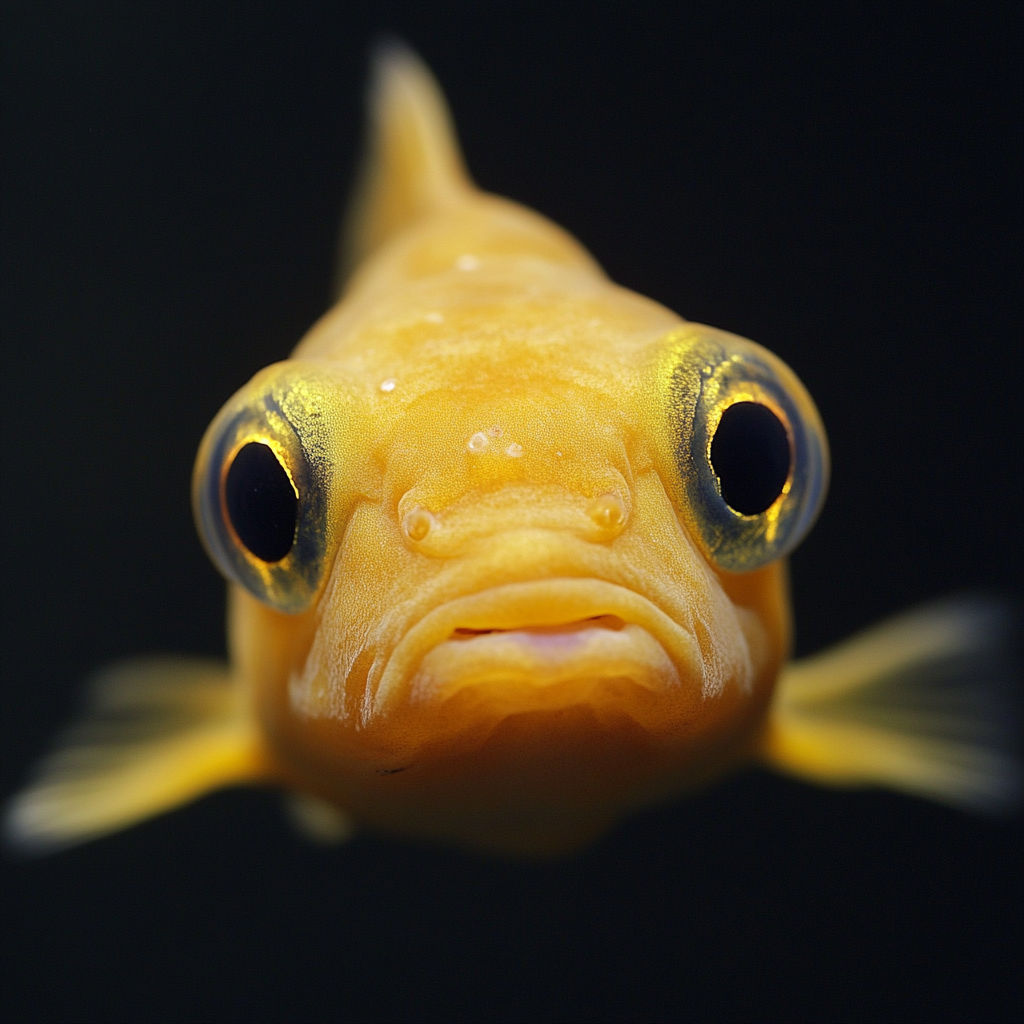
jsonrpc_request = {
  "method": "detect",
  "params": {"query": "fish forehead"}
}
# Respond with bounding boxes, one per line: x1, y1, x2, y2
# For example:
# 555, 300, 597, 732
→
295, 258, 682, 390
377, 383, 633, 508
295, 262, 685, 510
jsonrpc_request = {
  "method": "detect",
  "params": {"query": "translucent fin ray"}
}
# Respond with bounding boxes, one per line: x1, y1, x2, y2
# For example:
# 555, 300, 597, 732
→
5, 658, 265, 853
762, 597, 1021, 812
338, 41, 472, 291
283, 792, 356, 845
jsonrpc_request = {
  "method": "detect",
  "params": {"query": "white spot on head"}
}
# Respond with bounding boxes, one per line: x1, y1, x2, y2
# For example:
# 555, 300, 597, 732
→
587, 492, 626, 530
488, 424, 503, 438
455, 254, 479, 271
402, 506, 435, 542
424, 311, 444, 324
555, 451, 563, 458
505, 442, 523, 458
467, 432, 489, 453
379, 379, 396, 393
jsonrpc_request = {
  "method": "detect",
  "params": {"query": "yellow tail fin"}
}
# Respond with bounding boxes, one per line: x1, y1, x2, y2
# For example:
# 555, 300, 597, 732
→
4, 658, 265, 853
762, 598, 1021, 812
338, 42, 472, 290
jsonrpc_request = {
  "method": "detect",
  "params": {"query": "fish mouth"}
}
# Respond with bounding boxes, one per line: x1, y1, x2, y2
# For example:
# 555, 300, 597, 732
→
368, 579, 704, 718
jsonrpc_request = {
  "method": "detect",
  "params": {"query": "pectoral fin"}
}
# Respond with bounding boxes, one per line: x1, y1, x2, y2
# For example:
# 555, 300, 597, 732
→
5, 658, 266, 853
762, 598, 1021, 812
283, 792, 356, 845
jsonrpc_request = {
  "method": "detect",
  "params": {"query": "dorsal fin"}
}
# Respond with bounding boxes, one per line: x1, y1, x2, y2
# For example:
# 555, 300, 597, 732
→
337, 43, 473, 293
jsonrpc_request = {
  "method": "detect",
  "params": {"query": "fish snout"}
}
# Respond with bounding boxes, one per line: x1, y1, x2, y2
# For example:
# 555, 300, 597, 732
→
397, 485, 630, 557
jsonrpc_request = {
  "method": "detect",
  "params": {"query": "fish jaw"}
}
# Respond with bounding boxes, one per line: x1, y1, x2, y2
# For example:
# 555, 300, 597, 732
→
233, 539, 785, 855
241, 475, 787, 852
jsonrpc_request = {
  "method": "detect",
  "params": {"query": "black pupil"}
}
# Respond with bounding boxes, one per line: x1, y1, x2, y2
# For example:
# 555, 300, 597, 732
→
225, 442, 298, 562
710, 402, 791, 515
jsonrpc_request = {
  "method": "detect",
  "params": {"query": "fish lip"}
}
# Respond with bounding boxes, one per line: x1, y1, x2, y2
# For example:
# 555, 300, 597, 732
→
365, 578, 704, 721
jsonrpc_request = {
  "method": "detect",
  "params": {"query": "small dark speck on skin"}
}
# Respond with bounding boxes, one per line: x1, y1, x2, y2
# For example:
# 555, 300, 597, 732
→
376, 766, 411, 775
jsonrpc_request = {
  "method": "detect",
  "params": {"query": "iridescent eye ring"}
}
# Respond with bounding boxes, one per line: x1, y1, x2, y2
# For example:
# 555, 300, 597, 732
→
193, 363, 355, 613
662, 329, 829, 573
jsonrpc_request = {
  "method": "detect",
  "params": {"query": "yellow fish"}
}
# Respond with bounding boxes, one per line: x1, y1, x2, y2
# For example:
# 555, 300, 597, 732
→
8, 47, 1019, 857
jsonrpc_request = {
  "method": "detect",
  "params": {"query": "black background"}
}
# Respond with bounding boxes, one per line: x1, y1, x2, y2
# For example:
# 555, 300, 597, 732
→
2, 4, 1021, 1022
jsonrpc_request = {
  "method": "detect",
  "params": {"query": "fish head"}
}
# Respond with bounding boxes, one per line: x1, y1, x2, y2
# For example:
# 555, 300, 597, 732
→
193, 273, 828, 849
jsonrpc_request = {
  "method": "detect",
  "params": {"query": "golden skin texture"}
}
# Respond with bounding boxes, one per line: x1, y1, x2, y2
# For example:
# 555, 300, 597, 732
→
9, 48, 1014, 858
212, 68, 801, 855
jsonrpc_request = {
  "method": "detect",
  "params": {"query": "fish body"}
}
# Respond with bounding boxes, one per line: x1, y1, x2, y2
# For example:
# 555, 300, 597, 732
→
8, 48, 1018, 856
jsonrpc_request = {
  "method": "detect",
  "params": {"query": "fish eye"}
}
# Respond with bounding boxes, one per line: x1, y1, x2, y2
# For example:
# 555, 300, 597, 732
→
193, 363, 356, 613
660, 329, 828, 572
224, 442, 298, 563
709, 402, 792, 516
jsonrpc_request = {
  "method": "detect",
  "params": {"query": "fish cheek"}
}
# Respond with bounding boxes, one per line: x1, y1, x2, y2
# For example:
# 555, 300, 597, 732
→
714, 559, 791, 696
227, 572, 396, 798
227, 585, 323, 783
243, 502, 433, 787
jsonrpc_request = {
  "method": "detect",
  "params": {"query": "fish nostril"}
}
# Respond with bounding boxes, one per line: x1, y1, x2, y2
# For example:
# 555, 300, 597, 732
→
403, 506, 436, 542
587, 493, 626, 533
